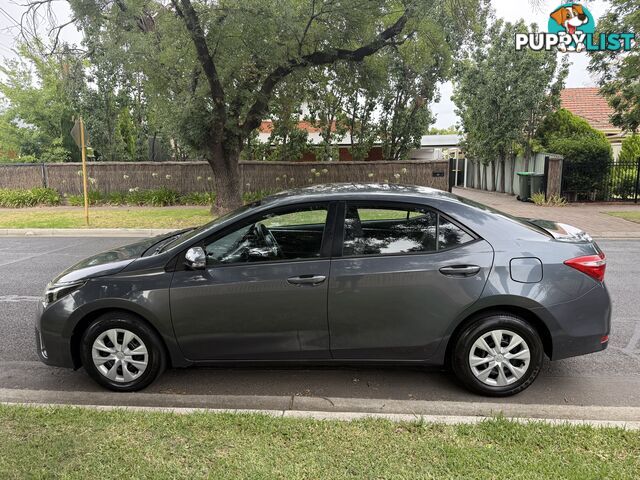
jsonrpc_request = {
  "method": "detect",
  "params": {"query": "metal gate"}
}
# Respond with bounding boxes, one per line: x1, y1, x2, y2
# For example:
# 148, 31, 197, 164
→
562, 158, 640, 202
601, 159, 640, 203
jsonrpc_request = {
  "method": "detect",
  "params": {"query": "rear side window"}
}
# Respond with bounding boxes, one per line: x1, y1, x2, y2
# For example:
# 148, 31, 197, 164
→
343, 204, 474, 257
438, 217, 474, 250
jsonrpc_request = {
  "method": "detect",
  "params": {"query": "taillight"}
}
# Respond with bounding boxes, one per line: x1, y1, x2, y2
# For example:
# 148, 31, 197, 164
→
564, 252, 606, 282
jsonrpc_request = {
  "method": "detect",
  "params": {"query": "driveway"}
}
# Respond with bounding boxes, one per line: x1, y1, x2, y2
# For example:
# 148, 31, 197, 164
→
453, 187, 640, 238
1, 237, 639, 413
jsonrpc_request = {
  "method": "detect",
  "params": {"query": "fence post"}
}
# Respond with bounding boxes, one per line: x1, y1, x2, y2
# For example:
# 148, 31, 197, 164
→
448, 156, 455, 193
40, 163, 49, 188
635, 157, 640, 204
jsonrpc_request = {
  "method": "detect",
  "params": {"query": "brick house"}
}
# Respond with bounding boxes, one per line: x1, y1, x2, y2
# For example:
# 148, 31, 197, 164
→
257, 120, 460, 162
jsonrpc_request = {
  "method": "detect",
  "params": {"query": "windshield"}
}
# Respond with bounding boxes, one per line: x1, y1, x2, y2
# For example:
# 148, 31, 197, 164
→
155, 203, 259, 254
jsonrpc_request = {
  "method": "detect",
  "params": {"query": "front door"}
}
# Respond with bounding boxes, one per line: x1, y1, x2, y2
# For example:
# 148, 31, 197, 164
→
328, 202, 494, 360
170, 203, 334, 361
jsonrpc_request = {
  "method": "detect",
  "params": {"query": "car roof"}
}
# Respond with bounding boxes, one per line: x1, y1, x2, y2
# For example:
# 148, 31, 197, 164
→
259, 183, 459, 206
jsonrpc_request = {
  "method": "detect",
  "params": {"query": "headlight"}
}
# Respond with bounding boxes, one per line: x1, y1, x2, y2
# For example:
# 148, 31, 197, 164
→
43, 281, 85, 306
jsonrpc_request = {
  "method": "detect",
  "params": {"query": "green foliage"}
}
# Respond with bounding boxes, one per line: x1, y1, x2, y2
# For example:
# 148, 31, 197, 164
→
242, 190, 279, 204
536, 109, 602, 145
619, 134, 640, 162
180, 191, 216, 206
0, 188, 60, 207
589, 0, 640, 132
0, 45, 77, 162
63, 188, 271, 207
40, 138, 72, 163
66, 190, 104, 206
66, 188, 217, 207
531, 192, 567, 207
454, 20, 567, 175
548, 137, 611, 194
537, 109, 612, 196
13, 154, 38, 164
3, 0, 485, 208
114, 108, 139, 161
428, 126, 459, 135
610, 167, 638, 199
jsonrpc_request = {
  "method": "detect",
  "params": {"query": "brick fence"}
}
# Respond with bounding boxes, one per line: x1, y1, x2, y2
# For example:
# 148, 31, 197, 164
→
0, 160, 450, 194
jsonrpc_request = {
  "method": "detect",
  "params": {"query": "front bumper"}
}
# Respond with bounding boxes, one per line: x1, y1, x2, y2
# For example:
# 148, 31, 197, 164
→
35, 300, 75, 368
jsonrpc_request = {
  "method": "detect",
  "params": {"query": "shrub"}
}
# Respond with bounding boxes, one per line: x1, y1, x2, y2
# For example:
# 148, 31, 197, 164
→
531, 192, 567, 206
242, 190, 277, 203
0, 187, 60, 207
537, 109, 612, 197
180, 192, 216, 205
66, 188, 215, 207
2, 187, 279, 208
67, 191, 104, 206
15, 155, 38, 164
547, 136, 611, 194
146, 187, 179, 207
610, 167, 637, 199
619, 134, 640, 162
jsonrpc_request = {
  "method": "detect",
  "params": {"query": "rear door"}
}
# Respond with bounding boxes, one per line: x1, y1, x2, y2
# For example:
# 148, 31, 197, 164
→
328, 201, 494, 360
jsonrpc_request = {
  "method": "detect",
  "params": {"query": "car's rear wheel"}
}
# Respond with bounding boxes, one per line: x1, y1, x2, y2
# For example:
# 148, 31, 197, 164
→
451, 313, 543, 397
80, 312, 166, 392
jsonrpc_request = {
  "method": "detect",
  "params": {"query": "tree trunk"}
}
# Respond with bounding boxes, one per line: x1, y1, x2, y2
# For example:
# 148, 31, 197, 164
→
208, 141, 243, 216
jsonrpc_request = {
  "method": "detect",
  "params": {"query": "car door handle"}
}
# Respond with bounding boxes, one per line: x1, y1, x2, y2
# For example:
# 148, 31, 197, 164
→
439, 265, 481, 277
287, 275, 327, 286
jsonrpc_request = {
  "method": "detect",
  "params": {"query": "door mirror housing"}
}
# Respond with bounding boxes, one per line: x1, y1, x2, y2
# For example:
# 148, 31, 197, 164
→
185, 246, 206, 270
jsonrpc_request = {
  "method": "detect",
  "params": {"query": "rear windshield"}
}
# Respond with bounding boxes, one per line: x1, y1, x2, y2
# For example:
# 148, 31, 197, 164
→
453, 195, 553, 238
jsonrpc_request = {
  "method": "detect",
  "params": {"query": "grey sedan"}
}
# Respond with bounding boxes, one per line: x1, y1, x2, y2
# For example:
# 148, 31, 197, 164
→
36, 184, 610, 396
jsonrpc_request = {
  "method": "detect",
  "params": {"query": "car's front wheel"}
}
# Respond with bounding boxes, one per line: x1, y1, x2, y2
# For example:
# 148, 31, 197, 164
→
80, 312, 166, 392
451, 313, 543, 397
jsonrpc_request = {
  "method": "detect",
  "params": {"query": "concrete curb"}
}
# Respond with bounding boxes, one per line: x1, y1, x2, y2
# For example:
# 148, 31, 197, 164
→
2, 388, 640, 428
0, 228, 172, 237
0, 228, 638, 239
3, 400, 640, 430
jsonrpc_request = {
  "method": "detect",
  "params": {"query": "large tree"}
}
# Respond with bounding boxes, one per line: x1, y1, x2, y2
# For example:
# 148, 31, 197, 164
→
453, 20, 566, 192
589, 0, 640, 133
22, 0, 480, 213
0, 44, 81, 162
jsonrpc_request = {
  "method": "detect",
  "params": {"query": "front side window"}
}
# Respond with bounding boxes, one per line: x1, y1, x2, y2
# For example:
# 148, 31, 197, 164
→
343, 204, 473, 257
204, 205, 328, 265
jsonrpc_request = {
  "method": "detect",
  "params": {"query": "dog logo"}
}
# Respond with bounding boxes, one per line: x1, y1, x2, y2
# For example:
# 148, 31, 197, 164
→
549, 3, 591, 52
515, 2, 635, 53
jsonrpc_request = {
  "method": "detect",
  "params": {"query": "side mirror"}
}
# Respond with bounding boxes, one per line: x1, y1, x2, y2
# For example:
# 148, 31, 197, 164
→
184, 246, 206, 270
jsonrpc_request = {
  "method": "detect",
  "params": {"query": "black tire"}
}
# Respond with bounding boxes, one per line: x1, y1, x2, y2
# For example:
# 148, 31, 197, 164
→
80, 311, 166, 392
451, 313, 543, 397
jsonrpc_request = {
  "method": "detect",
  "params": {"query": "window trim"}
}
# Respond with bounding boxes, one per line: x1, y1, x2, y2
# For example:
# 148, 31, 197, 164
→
174, 201, 338, 270
333, 200, 481, 260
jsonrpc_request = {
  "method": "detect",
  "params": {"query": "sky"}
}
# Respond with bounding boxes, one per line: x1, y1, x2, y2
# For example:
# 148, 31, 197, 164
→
0, 0, 611, 128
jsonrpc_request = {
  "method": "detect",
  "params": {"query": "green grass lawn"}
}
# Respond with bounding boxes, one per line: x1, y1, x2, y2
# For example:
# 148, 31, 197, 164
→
0, 207, 212, 229
0, 405, 638, 479
608, 211, 640, 224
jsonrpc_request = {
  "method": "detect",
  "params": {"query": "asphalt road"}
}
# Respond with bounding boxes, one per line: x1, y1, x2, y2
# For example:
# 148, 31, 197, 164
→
1, 236, 639, 408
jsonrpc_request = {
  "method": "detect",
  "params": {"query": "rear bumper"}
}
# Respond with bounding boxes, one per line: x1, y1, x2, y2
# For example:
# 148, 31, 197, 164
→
542, 283, 611, 361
